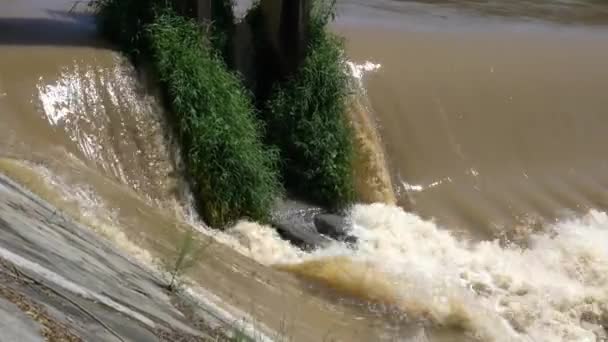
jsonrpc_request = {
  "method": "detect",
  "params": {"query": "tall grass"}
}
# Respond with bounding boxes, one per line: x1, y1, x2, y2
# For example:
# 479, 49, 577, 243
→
95, 1, 282, 227
148, 11, 281, 226
261, 1, 355, 208
164, 229, 212, 291
96, 0, 353, 219
94, 0, 236, 56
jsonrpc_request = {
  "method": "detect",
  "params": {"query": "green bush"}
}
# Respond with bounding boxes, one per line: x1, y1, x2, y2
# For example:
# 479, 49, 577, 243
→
96, 0, 353, 220
93, 0, 234, 58
147, 12, 282, 226
262, 2, 355, 208
95, 1, 282, 227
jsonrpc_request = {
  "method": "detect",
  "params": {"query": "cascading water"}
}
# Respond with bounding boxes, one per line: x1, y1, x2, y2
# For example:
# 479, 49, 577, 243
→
220, 55, 608, 341
2, 0, 608, 341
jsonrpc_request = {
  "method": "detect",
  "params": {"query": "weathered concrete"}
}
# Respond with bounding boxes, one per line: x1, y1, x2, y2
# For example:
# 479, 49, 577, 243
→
173, 0, 212, 24
171, 0, 312, 95
0, 297, 45, 342
0, 173, 222, 341
258, 0, 311, 76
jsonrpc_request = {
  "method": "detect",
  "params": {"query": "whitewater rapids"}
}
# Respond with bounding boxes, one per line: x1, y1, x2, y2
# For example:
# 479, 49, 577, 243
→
226, 204, 608, 342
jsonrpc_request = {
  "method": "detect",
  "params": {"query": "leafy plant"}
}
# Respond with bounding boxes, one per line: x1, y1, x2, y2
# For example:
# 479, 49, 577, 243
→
262, 0, 355, 208
147, 11, 282, 226
164, 229, 210, 291
95, 1, 283, 227
95, 0, 353, 219
311, 0, 337, 29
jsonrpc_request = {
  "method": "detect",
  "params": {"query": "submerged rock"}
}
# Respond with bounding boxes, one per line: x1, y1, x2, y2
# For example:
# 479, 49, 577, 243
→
271, 198, 358, 249
273, 221, 333, 250
314, 214, 357, 245
271, 198, 333, 250
314, 214, 347, 238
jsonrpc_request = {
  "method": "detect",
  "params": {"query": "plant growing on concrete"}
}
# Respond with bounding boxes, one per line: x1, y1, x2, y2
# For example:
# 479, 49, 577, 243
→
262, 0, 355, 208
94, 1, 283, 227
95, 0, 353, 218
164, 229, 211, 291
147, 11, 282, 226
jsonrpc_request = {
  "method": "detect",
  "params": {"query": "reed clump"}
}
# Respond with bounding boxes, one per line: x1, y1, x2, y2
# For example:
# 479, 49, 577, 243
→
256, 0, 356, 208
95, 0, 282, 227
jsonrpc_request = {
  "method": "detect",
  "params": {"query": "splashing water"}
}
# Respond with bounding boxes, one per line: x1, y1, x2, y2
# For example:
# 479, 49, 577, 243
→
223, 204, 608, 341
3, 1, 608, 338
6, 156, 606, 340
216, 59, 608, 340
347, 61, 382, 85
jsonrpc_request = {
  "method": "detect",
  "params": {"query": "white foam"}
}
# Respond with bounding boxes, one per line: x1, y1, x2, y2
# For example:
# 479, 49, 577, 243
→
347, 60, 382, 82
402, 181, 425, 193
226, 203, 608, 341
10, 153, 607, 340
222, 221, 305, 265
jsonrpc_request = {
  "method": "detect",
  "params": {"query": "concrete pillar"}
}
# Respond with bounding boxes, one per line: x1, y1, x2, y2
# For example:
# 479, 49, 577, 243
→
174, 0, 213, 24
171, 0, 312, 95
260, 0, 311, 77
280, 0, 310, 71
196, 0, 213, 23
173, 0, 311, 76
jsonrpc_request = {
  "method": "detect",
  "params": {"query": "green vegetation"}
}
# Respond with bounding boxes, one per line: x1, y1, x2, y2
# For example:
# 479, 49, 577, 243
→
95, 1, 282, 227
95, 0, 354, 225
93, 0, 235, 57
164, 229, 211, 291
260, 1, 355, 208
148, 12, 281, 227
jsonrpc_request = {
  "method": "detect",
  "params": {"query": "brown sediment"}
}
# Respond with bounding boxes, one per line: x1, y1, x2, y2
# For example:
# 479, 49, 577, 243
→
349, 94, 397, 205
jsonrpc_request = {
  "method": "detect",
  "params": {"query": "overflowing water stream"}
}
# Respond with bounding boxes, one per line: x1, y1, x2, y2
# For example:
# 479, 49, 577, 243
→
2, 0, 608, 341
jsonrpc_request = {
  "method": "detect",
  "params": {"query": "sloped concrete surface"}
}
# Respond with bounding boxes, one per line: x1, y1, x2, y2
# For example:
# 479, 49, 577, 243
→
0, 173, 217, 341
0, 297, 45, 342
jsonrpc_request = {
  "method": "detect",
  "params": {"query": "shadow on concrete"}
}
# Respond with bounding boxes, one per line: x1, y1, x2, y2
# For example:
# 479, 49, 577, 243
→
0, 10, 111, 48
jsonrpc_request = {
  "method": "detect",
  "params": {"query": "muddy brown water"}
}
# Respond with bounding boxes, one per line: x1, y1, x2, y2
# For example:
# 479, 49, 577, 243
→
0, 1, 411, 341
336, 0, 608, 239
2, 0, 608, 341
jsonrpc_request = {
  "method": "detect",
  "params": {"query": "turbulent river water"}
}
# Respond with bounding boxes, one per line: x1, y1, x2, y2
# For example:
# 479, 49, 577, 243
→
2, 0, 608, 341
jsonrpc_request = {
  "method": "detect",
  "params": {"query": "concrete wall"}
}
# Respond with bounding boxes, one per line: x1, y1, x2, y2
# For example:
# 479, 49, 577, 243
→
173, 0, 311, 74
172, 0, 312, 91
173, 0, 212, 24
259, 0, 311, 77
